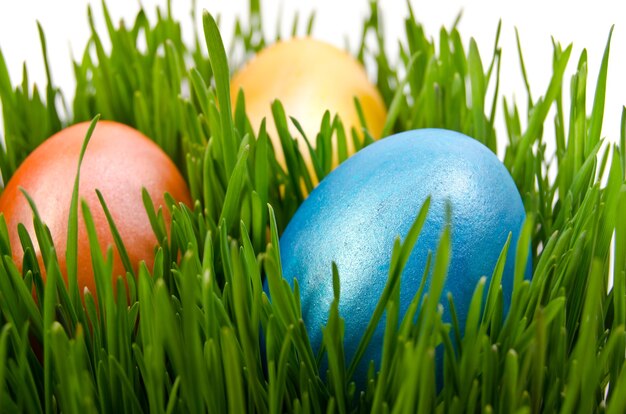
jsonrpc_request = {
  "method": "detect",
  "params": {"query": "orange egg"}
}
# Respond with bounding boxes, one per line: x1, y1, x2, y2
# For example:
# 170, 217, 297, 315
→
230, 37, 387, 177
0, 120, 192, 299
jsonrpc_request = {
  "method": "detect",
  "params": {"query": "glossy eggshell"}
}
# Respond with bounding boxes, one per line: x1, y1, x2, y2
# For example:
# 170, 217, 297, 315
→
230, 37, 387, 175
276, 128, 530, 382
0, 120, 192, 298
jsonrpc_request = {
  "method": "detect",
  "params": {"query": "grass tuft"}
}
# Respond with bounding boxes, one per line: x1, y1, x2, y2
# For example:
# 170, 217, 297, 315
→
0, 1, 625, 412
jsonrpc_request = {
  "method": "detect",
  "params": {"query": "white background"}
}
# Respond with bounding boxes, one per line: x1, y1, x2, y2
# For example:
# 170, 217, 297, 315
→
0, 0, 624, 152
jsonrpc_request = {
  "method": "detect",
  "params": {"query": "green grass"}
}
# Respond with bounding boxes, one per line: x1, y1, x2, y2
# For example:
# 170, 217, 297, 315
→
1, 0, 625, 412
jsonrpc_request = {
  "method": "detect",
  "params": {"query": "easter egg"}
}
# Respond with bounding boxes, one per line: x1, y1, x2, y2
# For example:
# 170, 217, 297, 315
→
277, 128, 530, 383
0, 120, 192, 299
230, 37, 387, 178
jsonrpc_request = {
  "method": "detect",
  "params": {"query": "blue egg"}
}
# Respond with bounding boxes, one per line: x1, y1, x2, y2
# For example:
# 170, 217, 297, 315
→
275, 128, 530, 383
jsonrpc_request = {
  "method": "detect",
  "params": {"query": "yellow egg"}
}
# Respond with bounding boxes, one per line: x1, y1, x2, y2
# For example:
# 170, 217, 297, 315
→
230, 37, 387, 178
